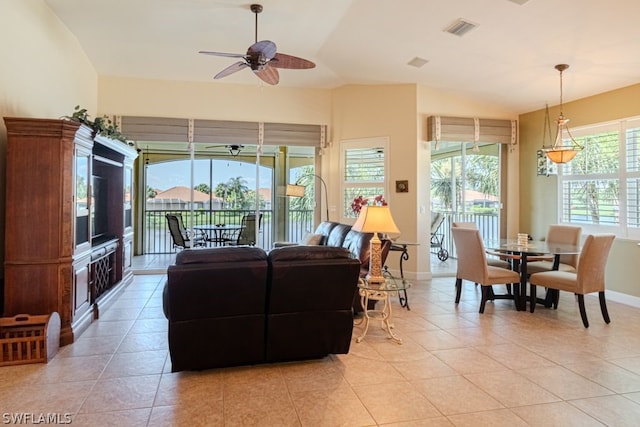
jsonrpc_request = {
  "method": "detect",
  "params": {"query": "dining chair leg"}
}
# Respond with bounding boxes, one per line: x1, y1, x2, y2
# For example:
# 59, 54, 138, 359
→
599, 291, 611, 324
455, 278, 462, 304
577, 294, 589, 328
530, 284, 536, 313
479, 286, 490, 313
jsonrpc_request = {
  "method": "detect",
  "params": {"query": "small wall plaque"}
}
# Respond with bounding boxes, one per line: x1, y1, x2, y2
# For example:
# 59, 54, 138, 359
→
395, 180, 409, 193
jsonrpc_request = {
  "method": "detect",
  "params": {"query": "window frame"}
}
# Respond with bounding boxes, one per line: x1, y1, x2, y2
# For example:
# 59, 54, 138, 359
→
557, 116, 640, 240
340, 136, 390, 223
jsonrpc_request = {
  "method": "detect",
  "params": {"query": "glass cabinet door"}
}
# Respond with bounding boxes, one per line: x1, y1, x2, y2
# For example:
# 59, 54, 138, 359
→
124, 166, 133, 232
75, 149, 91, 250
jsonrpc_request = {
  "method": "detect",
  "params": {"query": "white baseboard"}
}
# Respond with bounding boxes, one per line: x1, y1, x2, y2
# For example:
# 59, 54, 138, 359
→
604, 290, 640, 308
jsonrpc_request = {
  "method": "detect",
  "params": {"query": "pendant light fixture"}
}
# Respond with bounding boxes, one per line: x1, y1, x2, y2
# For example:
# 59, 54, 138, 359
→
541, 64, 583, 164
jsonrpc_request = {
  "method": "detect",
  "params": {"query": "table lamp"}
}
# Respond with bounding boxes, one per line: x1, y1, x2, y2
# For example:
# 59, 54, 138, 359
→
351, 205, 400, 284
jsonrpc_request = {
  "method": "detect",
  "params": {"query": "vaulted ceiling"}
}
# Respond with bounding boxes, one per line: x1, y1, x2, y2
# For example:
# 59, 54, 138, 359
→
46, 0, 640, 114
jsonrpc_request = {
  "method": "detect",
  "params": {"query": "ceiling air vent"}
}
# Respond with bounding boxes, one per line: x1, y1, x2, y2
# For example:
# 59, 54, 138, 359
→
444, 18, 478, 37
407, 57, 429, 68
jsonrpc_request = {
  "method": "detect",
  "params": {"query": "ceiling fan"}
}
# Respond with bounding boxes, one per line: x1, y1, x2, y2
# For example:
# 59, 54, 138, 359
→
199, 3, 315, 85
204, 144, 245, 157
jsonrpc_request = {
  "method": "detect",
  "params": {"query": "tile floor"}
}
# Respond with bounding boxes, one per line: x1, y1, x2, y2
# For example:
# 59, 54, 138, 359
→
3, 263, 640, 426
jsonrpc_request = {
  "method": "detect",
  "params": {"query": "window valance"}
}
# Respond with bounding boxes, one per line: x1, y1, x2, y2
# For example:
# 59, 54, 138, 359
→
426, 116, 517, 146
119, 116, 325, 147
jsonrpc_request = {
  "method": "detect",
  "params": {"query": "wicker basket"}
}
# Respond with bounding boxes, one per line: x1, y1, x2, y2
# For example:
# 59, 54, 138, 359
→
0, 313, 60, 366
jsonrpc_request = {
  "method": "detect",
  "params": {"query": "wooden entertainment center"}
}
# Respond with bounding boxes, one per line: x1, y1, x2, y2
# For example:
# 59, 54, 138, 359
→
3, 117, 137, 345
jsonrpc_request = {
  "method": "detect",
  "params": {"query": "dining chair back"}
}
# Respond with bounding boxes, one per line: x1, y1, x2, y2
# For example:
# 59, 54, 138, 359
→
451, 227, 521, 313
451, 221, 513, 270
527, 224, 582, 274
529, 234, 615, 327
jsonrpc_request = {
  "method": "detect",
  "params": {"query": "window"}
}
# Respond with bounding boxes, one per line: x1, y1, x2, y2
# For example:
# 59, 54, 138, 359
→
559, 117, 640, 238
341, 137, 388, 219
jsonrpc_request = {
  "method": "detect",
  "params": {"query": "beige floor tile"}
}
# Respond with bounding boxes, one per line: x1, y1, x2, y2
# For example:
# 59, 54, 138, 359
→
36, 354, 112, 383
511, 401, 606, 426
154, 370, 224, 406
609, 355, 640, 375
565, 359, 640, 393
79, 375, 161, 413
446, 408, 528, 426
337, 356, 405, 386
4, 380, 95, 414
431, 347, 507, 375
224, 387, 300, 426
6, 272, 640, 425
411, 375, 504, 415
518, 365, 614, 400
353, 380, 442, 424
290, 382, 375, 427
393, 352, 458, 380
464, 370, 562, 407
100, 350, 167, 379
569, 394, 640, 427
116, 331, 168, 353
149, 401, 224, 427
127, 318, 168, 334
404, 329, 467, 351
71, 408, 151, 427
56, 334, 124, 358
81, 319, 135, 338
280, 358, 350, 393
474, 343, 557, 370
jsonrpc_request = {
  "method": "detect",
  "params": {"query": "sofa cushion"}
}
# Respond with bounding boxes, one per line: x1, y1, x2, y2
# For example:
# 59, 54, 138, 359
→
175, 246, 266, 265
301, 232, 324, 245
326, 224, 352, 247
313, 221, 340, 238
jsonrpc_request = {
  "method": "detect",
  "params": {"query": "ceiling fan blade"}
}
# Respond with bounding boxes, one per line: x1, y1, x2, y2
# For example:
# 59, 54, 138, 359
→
270, 53, 315, 69
248, 40, 277, 60
254, 65, 279, 85
199, 50, 246, 59
214, 61, 248, 79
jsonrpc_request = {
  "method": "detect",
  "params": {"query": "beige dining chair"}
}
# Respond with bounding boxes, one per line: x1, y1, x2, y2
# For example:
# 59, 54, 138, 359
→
452, 221, 514, 270
526, 224, 582, 275
529, 234, 615, 327
451, 227, 521, 313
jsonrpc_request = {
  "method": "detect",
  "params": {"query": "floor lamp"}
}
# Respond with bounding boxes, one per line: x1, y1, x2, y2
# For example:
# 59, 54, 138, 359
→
351, 205, 400, 284
285, 174, 329, 221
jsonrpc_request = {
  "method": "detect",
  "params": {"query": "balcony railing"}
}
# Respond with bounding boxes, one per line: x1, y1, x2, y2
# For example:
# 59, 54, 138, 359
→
433, 211, 500, 259
144, 208, 315, 254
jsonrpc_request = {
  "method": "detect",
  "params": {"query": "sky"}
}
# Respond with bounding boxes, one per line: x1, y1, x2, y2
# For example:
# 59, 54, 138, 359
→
147, 159, 273, 192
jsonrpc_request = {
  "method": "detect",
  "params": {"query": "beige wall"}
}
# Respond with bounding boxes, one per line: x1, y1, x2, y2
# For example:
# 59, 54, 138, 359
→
329, 84, 424, 276
0, 1, 98, 281
98, 76, 331, 125
519, 83, 640, 298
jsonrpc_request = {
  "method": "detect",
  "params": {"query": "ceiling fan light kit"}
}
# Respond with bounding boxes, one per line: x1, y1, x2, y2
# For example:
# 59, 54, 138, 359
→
541, 64, 584, 164
199, 4, 315, 85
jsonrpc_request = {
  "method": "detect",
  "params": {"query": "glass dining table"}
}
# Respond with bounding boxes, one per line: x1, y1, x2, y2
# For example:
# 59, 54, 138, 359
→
486, 239, 582, 311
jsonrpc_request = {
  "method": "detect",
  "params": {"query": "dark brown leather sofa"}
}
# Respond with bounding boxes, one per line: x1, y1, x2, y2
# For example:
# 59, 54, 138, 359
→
163, 245, 360, 372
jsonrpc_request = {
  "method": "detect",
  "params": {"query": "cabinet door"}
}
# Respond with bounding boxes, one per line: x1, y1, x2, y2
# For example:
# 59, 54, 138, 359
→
73, 256, 91, 318
75, 148, 92, 252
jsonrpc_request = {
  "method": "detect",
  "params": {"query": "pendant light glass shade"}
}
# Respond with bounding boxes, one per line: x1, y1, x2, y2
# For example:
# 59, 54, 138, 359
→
541, 64, 583, 164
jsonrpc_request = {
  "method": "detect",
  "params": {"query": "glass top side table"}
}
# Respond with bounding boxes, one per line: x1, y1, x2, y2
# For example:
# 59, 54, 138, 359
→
356, 272, 410, 344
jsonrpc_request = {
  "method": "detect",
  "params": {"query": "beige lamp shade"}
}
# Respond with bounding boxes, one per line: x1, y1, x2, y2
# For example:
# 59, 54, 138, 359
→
285, 184, 306, 198
351, 205, 400, 235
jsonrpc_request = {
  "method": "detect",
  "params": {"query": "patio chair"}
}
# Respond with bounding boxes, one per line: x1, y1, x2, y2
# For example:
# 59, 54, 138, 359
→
166, 213, 206, 250
228, 213, 263, 246
430, 212, 449, 261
